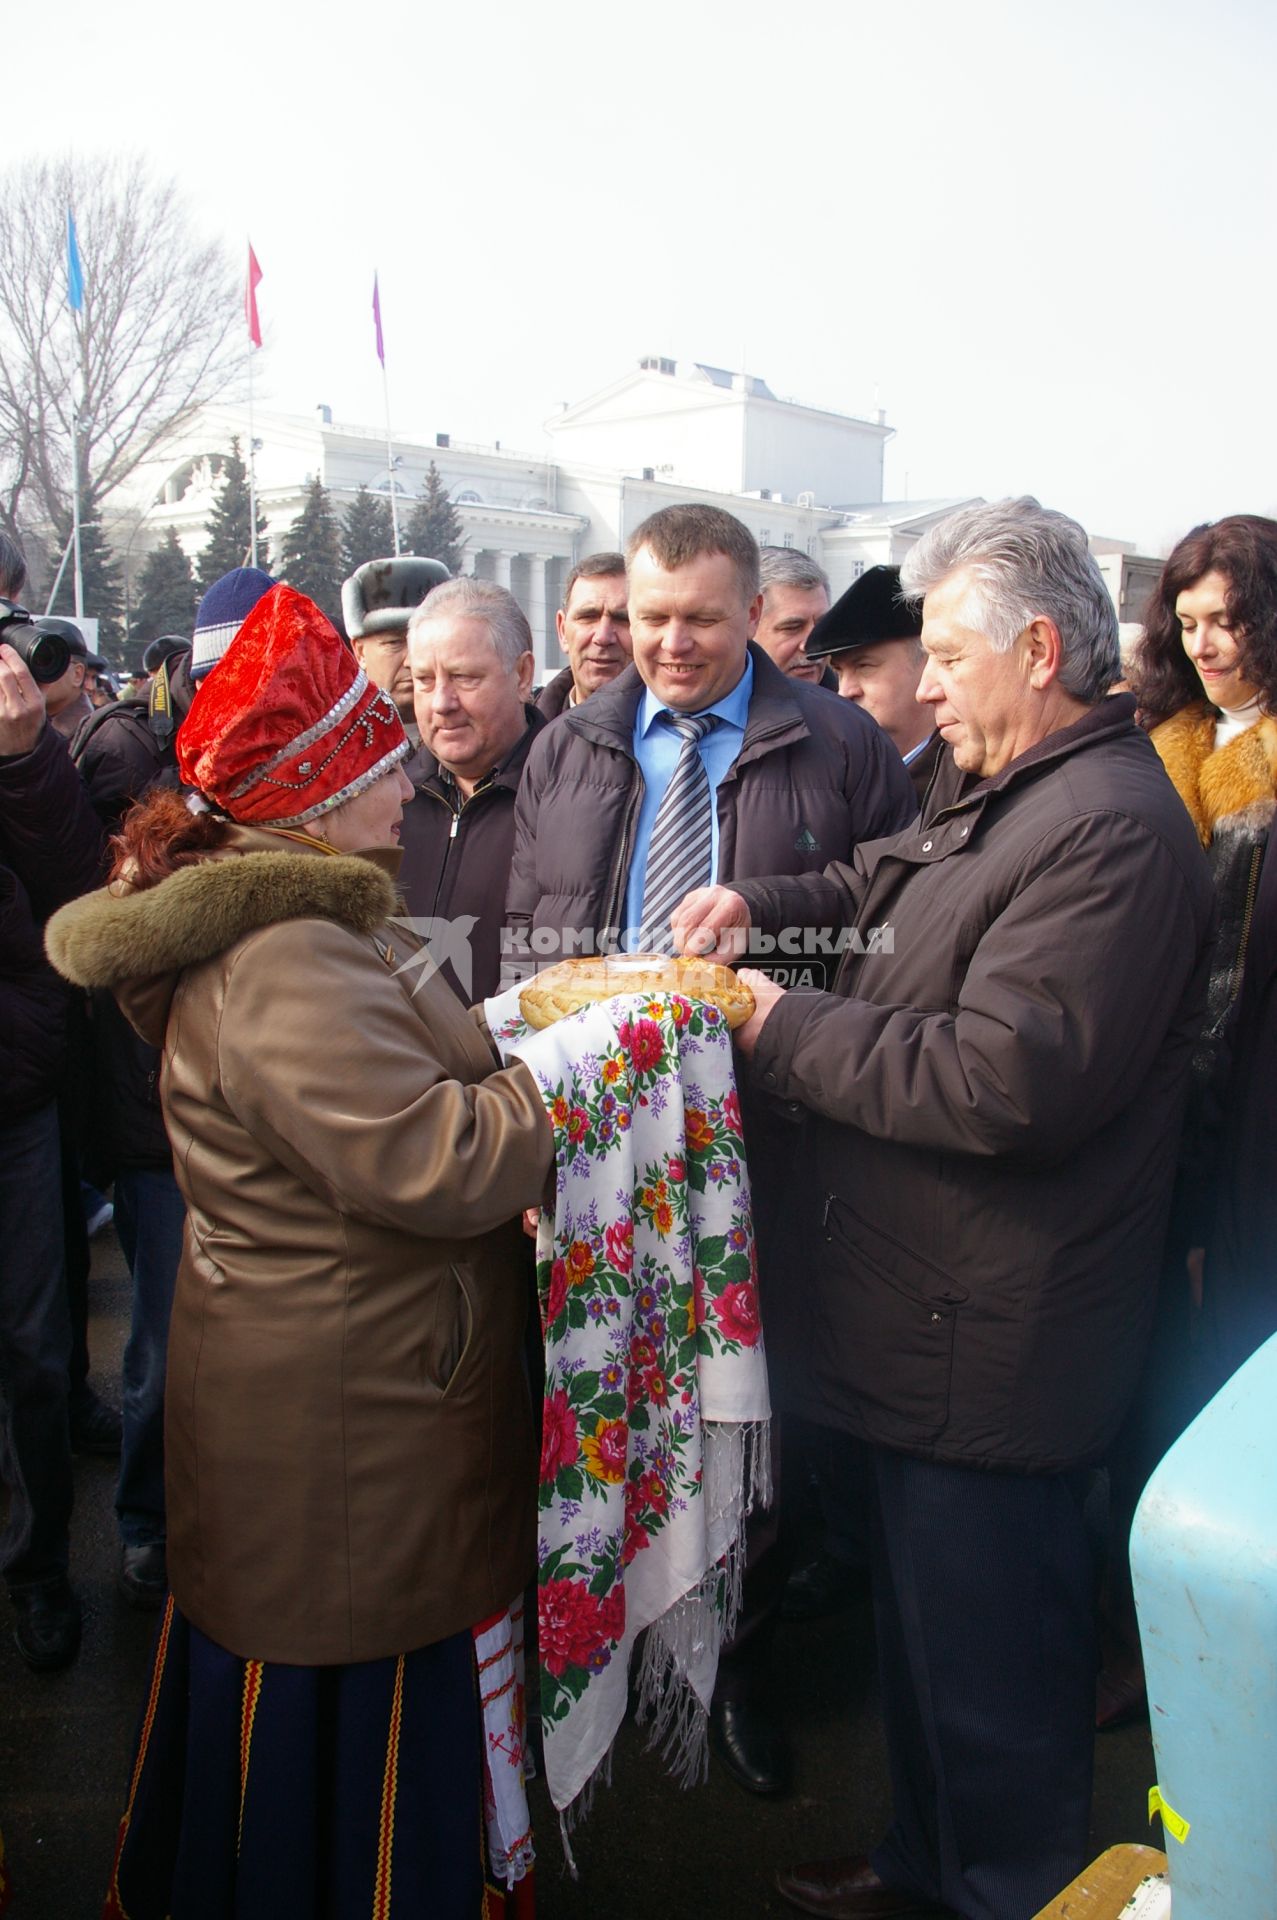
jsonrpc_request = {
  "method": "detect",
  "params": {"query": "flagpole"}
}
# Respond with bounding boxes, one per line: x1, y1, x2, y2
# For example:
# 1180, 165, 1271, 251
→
373, 273, 400, 556
382, 361, 400, 557
66, 209, 85, 618
248, 336, 259, 571
71, 401, 84, 618
245, 241, 263, 570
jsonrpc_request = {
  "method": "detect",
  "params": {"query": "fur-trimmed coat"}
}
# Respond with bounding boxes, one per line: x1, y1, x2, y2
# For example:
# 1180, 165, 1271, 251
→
1150, 702, 1277, 1081
46, 824, 552, 1665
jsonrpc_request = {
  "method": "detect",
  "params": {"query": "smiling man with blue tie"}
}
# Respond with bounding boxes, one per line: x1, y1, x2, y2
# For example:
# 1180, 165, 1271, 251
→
506, 503, 915, 1794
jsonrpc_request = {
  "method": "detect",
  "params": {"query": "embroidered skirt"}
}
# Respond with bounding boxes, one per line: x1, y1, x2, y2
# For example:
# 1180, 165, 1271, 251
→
104, 1598, 531, 1920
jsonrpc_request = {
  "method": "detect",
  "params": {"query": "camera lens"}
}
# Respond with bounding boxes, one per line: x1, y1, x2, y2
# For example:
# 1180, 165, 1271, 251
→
16, 626, 72, 685
0, 608, 71, 686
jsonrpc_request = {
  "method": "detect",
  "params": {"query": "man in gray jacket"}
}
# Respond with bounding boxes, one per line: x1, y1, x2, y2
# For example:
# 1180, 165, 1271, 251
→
675, 499, 1215, 1920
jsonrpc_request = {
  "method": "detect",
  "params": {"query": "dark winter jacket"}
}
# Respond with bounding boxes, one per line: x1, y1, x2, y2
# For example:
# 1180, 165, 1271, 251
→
397, 709, 546, 1004
736, 696, 1216, 1473
71, 651, 196, 838
905, 729, 945, 805
0, 723, 105, 1118
534, 668, 575, 721
1202, 829, 1277, 1385
506, 643, 916, 965
71, 651, 196, 1172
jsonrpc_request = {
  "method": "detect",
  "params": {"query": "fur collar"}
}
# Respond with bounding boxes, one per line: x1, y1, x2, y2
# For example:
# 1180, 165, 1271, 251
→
1150, 702, 1277, 847
46, 850, 397, 990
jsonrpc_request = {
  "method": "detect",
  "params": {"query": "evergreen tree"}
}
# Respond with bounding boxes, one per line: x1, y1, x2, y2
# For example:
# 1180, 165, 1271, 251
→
401, 462, 465, 575
341, 486, 396, 579
196, 437, 270, 592
279, 479, 344, 629
132, 527, 198, 646
48, 506, 125, 660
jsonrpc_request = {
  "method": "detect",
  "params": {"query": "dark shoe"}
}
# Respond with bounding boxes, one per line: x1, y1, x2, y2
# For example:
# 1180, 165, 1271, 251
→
69, 1387, 122, 1458
776, 1854, 949, 1918
709, 1684, 790, 1796
10, 1576, 82, 1672
120, 1542, 167, 1611
780, 1550, 869, 1623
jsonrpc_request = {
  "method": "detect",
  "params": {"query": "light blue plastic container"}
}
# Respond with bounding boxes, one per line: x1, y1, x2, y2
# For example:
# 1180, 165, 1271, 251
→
1130, 1329, 1277, 1915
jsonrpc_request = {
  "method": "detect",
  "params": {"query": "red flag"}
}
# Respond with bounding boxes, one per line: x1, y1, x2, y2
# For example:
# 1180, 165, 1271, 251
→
373, 272, 385, 368
245, 243, 263, 349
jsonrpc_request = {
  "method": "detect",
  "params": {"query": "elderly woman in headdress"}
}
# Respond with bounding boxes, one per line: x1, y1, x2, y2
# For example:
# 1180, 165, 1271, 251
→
48, 585, 551, 1919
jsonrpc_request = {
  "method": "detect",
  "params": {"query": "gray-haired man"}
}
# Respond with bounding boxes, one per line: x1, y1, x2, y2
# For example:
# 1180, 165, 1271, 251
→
754, 547, 832, 685
675, 498, 1215, 1920
398, 576, 543, 1003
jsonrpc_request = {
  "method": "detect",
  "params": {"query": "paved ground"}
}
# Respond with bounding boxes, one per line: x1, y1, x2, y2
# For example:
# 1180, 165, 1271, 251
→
0, 1229, 1158, 1918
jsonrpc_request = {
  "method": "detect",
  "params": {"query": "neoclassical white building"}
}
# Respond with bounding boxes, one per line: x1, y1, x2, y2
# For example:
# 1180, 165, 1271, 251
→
115, 358, 978, 677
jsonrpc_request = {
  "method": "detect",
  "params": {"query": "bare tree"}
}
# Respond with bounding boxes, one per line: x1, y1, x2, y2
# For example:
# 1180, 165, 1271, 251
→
0, 153, 241, 549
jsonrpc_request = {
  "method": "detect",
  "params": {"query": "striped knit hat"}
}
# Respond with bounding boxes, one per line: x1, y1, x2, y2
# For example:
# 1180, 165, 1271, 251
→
191, 567, 276, 682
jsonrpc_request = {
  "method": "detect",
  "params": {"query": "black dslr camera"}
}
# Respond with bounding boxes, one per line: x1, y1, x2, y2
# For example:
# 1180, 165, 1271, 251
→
0, 598, 70, 684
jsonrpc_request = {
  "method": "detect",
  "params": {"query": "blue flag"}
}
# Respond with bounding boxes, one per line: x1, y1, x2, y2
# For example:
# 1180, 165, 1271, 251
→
66, 211, 84, 313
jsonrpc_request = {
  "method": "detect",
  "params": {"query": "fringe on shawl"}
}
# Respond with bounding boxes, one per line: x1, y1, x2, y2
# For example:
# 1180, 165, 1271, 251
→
553, 1416, 772, 1875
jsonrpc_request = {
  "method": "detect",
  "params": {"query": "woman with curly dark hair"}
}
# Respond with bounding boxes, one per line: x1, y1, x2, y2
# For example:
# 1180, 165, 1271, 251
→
1101, 516, 1277, 1729
1134, 514, 1277, 1067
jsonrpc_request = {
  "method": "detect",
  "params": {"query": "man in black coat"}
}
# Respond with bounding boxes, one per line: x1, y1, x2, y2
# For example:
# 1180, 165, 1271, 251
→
70, 646, 199, 1607
71, 645, 195, 830
804, 566, 943, 802
398, 576, 544, 1004
676, 499, 1215, 1920
508, 505, 916, 1798
0, 629, 106, 1669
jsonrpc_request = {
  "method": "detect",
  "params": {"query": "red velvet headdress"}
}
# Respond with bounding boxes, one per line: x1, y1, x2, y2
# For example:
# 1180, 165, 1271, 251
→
177, 584, 408, 826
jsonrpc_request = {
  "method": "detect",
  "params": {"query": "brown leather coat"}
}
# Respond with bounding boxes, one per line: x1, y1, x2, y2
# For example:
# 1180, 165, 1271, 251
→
47, 825, 552, 1664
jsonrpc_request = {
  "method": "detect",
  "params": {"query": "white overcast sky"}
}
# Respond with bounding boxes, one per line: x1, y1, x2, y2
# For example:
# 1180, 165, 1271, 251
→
15, 0, 1276, 553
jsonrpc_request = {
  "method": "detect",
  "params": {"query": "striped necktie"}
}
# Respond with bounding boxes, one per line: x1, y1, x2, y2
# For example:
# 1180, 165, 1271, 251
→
638, 712, 717, 953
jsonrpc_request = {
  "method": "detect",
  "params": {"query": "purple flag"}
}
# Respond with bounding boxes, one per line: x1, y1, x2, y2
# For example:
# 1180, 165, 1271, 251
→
373, 273, 385, 368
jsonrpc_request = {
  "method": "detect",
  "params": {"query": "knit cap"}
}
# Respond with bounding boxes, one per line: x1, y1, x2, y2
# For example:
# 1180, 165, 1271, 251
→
191, 567, 275, 681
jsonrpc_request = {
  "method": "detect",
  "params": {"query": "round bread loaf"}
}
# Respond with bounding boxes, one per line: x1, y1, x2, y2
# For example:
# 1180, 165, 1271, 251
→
519, 953, 755, 1031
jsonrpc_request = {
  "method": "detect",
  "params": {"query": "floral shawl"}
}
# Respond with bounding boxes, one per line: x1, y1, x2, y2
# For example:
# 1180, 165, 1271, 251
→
486, 985, 772, 1821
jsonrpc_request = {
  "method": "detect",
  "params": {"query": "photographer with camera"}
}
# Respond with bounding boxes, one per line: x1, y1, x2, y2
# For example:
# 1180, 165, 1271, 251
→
70, 625, 202, 1607
0, 558, 107, 1669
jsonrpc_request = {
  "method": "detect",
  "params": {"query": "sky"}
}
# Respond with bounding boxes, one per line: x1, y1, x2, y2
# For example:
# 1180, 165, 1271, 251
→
14, 0, 1277, 554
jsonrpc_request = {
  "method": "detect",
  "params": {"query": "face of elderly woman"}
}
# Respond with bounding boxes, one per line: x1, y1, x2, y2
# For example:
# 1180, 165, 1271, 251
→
1176, 569, 1259, 713
306, 764, 414, 853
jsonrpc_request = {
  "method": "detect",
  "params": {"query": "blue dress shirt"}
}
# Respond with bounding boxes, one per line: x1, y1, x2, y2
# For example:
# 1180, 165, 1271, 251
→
623, 657, 754, 948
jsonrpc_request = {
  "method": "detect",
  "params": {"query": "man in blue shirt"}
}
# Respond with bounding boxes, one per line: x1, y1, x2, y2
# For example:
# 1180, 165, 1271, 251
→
509, 505, 913, 965
507, 505, 915, 1795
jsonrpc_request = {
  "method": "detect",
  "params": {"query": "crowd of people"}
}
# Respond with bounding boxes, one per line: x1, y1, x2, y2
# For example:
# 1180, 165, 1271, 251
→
3, 493, 1277, 1920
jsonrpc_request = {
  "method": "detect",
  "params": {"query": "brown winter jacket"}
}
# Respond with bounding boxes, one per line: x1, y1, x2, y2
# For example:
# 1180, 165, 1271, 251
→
47, 825, 552, 1664
734, 696, 1216, 1472
505, 642, 916, 964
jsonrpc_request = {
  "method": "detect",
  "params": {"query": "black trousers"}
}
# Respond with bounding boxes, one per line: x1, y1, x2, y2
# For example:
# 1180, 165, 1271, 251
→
0, 1102, 74, 1587
866, 1448, 1096, 1920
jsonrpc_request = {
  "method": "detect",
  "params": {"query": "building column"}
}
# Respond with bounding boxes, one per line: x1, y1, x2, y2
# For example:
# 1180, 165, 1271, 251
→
494, 549, 516, 590
528, 554, 550, 680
